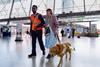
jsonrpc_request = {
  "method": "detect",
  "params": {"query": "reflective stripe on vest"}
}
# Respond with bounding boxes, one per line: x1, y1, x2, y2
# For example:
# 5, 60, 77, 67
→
30, 14, 42, 30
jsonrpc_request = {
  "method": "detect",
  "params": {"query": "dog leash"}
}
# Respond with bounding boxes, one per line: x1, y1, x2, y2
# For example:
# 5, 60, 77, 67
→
56, 33, 61, 43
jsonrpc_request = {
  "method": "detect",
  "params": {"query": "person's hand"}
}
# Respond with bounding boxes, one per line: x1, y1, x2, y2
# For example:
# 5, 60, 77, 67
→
29, 32, 32, 36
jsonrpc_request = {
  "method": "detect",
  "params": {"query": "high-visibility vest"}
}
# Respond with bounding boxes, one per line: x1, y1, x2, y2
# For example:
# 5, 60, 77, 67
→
30, 14, 42, 30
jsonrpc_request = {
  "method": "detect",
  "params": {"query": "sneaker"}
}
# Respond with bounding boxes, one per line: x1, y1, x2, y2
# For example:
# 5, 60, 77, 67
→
28, 54, 36, 58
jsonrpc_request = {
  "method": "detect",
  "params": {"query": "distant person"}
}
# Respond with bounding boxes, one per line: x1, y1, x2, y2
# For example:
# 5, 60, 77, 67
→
71, 25, 75, 38
71, 26, 75, 38
66, 26, 71, 38
61, 29, 64, 37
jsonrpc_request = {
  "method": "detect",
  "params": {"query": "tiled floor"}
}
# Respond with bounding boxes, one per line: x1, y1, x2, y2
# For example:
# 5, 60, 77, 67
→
0, 34, 100, 67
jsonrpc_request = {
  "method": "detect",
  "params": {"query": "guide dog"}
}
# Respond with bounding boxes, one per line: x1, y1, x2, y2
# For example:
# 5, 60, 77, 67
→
48, 42, 74, 67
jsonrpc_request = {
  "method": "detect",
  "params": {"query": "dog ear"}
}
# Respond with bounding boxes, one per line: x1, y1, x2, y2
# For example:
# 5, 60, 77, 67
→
65, 43, 71, 46
67, 43, 71, 46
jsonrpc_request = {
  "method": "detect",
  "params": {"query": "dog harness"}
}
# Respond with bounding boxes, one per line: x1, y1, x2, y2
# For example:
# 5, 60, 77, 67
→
62, 44, 67, 54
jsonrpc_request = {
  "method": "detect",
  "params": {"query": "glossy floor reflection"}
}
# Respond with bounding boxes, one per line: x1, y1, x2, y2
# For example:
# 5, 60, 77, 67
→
0, 35, 100, 67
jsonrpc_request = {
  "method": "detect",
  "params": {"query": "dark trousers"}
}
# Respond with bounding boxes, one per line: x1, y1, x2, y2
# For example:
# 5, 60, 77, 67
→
72, 29, 75, 38
61, 33, 64, 37
31, 30, 45, 54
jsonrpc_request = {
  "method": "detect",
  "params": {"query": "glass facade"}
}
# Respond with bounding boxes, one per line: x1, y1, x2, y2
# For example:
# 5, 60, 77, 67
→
0, 0, 100, 29
0, 0, 100, 18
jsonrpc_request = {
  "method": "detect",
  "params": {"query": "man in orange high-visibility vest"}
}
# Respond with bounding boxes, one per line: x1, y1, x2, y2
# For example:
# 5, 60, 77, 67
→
28, 5, 46, 58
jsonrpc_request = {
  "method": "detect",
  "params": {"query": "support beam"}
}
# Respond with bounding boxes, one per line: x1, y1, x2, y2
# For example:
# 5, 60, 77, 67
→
89, 21, 91, 33
83, 0, 86, 12
0, 10, 100, 22
7, 0, 15, 25
0, 17, 29, 22
29, 0, 33, 16
57, 10, 100, 18
53, 0, 56, 14
62, 0, 64, 13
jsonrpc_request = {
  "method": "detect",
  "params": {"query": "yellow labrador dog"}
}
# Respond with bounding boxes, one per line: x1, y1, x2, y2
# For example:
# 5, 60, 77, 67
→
48, 43, 74, 67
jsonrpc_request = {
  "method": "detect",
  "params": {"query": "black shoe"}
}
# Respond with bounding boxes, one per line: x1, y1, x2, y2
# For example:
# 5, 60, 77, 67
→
42, 51, 45, 55
46, 54, 52, 59
68, 36, 70, 38
77, 36, 80, 38
28, 54, 36, 58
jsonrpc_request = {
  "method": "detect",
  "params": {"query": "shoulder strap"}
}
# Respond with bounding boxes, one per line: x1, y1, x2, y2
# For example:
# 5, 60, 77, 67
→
35, 13, 39, 18
31, 13, 39, 18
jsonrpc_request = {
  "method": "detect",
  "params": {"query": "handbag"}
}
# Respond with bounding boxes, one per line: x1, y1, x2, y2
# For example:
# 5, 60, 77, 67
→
45, 26, 50, 35
45, 27, 57, 48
